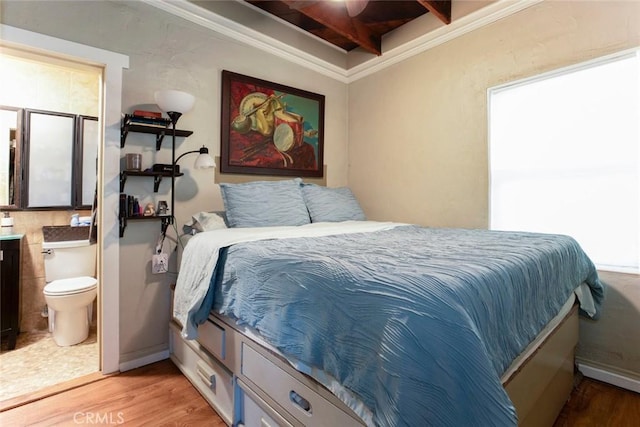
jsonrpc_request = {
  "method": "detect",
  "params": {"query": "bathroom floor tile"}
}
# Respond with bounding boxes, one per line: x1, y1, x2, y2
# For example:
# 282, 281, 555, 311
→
0, 328, 98, 402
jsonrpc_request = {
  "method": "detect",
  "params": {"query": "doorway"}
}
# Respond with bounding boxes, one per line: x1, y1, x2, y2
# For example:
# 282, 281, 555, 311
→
0, 47, 102, 403
0, 22, 128, 394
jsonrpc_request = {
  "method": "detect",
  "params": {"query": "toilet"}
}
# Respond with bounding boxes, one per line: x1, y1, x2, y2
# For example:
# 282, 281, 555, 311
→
42, 239, 97, 346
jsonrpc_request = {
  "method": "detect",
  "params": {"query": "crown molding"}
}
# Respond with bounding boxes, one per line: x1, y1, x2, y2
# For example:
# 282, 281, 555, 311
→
141, 0, 350, 82
346, 0, 544, 82
144, 0, 543, 84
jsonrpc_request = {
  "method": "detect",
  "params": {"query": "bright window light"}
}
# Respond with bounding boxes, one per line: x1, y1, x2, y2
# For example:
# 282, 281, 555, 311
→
489, 49, 640, 273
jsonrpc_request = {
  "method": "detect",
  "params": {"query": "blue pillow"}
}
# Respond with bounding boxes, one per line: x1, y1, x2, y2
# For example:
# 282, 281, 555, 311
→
301, 184, 366, 222
220, 178, 311, 227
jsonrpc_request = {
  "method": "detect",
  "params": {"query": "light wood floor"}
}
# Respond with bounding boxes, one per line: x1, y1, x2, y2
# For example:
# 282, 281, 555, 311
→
0, 360, 225, 427
1, 359, 638, 426
554, 376, 640, 427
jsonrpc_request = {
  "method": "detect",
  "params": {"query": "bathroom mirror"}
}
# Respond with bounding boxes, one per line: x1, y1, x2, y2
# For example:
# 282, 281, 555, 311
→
1, 107, 98, 210
24, 110, 76, 208
79, 116, 99, 207
0, 106, 21, 208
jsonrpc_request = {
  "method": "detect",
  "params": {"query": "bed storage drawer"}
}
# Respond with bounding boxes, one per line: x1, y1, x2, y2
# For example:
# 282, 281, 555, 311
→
237, 379, 294, 427
170, 323, 233, 425
199, 316, 227, 362
505, 305, 579, 427
241, 343, 362, 427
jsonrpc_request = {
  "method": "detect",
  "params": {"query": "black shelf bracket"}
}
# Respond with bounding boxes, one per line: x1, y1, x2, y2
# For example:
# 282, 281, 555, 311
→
120, 128, 129, 148
153, 175, 163, 192
161, 216, 173, 234
119, 215, 127, 238
119, 171, 127, 193
155, 131, 166, 151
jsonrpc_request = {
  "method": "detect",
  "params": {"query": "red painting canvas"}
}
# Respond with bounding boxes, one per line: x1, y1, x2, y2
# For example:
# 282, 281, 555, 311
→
220, 70, 324, 177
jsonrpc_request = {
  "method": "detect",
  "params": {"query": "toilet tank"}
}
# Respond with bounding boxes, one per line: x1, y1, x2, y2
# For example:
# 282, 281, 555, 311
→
42, 239, 97, 282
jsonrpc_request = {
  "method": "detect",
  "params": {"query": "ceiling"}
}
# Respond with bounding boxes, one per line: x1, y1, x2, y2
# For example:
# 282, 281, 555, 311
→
244, 1, 452, 56
152, 0, 538, 82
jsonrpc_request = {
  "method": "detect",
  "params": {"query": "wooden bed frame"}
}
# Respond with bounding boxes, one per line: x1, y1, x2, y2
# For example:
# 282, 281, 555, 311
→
169, 303, 579, 426
503, 304, 578, 426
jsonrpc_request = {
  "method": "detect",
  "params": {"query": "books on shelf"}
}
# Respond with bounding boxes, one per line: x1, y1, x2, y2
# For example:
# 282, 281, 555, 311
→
133, 109, 162, 119
127, 114, 170, 128
120, 193, 142, 217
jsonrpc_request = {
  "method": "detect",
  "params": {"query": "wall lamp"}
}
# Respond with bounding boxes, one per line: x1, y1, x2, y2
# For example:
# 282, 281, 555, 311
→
175, 145, 216, 170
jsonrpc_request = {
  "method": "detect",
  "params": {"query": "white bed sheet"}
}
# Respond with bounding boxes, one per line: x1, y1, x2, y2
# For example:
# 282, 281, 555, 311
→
175, 221, 404, 339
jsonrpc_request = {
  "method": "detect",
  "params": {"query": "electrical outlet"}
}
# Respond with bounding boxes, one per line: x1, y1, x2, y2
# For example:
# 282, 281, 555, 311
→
152, 253, 168, 274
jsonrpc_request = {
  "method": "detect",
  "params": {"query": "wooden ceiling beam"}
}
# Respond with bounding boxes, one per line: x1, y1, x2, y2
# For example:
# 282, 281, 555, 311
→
281, 0, 382, 55
417, 0, 452, 25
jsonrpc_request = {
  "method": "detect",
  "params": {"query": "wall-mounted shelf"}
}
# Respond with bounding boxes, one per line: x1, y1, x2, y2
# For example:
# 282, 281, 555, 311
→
119, 113, 193, 238
119, 215, 172, 238
120, 114, 193, 149
120, 170, 184, 193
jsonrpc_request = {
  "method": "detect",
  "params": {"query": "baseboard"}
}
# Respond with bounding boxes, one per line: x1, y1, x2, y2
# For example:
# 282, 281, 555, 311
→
578, 363, 640, 393
119, 350, 170, 372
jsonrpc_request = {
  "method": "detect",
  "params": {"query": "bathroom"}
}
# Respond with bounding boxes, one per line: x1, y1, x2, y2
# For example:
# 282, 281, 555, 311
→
0, 47, 101, 403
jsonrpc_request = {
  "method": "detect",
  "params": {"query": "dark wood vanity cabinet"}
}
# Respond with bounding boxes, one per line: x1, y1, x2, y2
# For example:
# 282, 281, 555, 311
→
1, 237, 21, 350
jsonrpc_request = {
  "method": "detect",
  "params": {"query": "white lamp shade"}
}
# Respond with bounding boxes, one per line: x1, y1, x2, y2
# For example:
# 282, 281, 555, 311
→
154, 90, 195, 114
194, 153, 216, 169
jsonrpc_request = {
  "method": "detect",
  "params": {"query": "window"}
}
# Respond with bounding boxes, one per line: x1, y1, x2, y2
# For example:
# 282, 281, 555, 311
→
489, 49, 640, 273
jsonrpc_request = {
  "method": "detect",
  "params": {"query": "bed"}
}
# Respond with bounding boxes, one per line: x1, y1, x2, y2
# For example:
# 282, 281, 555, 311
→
169, 179, 604, 427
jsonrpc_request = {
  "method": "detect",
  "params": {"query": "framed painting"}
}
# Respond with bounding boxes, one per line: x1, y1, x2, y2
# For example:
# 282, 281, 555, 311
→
220, 70, 325, 177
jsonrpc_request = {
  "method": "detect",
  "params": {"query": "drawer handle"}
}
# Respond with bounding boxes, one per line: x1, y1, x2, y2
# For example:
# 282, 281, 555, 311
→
197, 369, 216, 390
196, 361, 216, 391
289, 390, 312, 414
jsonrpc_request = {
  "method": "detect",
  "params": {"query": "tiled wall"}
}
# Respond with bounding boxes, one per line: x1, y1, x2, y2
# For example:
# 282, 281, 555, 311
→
9, 210, 90, 332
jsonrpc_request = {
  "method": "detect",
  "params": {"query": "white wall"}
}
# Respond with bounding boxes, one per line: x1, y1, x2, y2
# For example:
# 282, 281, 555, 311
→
1, 0, 349, 365
348, 0, 640, 380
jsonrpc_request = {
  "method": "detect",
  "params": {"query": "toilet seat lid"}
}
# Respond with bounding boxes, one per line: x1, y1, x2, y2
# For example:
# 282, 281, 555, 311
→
44, 276, 97, 295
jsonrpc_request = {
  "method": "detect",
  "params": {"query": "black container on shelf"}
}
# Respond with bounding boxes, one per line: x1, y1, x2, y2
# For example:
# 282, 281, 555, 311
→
152, 163, 179, 174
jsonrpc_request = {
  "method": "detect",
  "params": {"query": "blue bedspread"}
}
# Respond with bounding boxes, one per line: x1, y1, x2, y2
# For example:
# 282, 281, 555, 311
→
207, 225, 604, 426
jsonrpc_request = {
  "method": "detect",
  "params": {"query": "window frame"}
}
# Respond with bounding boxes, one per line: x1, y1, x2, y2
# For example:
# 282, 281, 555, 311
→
487, 48, 640, 273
